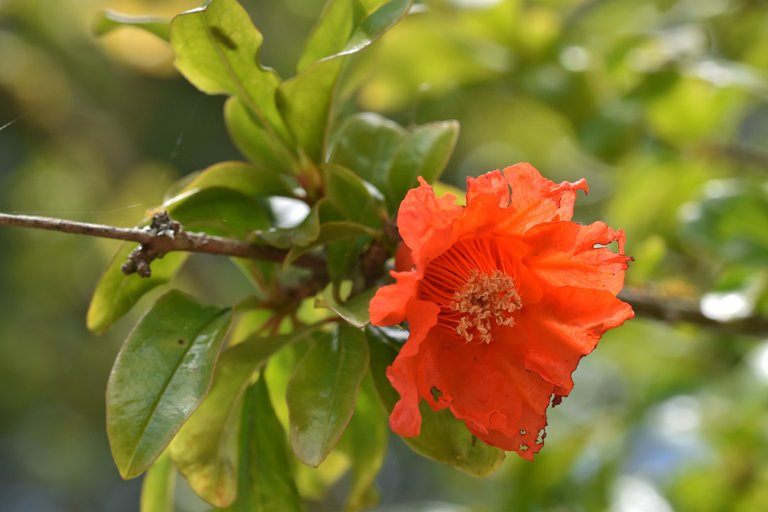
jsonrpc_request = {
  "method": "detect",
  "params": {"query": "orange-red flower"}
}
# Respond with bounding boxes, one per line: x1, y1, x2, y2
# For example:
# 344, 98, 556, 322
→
369, 163, 634, 459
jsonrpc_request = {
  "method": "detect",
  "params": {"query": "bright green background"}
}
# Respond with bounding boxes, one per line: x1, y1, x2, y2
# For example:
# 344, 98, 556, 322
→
1, 0, 768, 510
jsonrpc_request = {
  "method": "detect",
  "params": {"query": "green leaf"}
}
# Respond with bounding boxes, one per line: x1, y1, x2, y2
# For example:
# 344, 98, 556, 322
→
387, 120, 460, 211
287, 324, 370, 467
88, 186, 273, 334
331, 112, 406, 193
140, 451, 176, 512
323, 164, 383, 227
298, 0, 412, 71
222, 378, 304, 512
277, 58, 343, 163
171, 0, 288, 144
93, 10, 171, 41
225, 97, 295, 173
255, 203, 320, 250
331, 114, 459, 212
180, 161, 296, 200
87, 246, 188, 334
338, 374, 387, 511
107, 290, 232, 479
169, 324, 321, 507
284, 221, 376, 266
366, 328, 505, 476
316, 287, 377, 328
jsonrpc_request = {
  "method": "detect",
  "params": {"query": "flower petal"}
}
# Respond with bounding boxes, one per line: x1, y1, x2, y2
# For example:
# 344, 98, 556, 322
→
502, 163, 588, 232
396, 177, 463, 265
524, 221, 631, 294
369, 271, 418, 326
386, 299, 441, 436
517, 287, 634, 394
417, 334, 553, 459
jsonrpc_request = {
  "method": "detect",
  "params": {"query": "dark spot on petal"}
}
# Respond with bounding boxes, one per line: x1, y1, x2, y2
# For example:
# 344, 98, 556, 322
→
430, 386, 443, 402
519, 443, 529, 451
520, 428, 527, 436
551, 395, 563, 407
210, 26, 236, 50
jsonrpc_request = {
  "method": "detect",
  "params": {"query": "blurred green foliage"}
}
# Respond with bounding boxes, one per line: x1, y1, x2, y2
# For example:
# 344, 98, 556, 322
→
1, 0, 768, 511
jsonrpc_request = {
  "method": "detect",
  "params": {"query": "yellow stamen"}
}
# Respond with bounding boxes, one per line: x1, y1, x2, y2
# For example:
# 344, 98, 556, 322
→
451, 269, 522, 343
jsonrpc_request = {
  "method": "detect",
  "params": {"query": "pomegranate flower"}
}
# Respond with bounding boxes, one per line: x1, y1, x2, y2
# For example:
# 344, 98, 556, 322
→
369, 163, 634, 459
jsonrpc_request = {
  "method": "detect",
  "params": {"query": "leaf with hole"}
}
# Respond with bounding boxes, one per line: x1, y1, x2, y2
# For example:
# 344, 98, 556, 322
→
106, 290, 232, 479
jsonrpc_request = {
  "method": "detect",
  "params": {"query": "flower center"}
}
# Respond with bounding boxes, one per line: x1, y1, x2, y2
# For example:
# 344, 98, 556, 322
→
450, 269, 522, 343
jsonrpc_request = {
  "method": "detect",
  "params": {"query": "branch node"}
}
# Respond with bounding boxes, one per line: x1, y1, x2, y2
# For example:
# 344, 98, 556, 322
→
121, 211, 180, 278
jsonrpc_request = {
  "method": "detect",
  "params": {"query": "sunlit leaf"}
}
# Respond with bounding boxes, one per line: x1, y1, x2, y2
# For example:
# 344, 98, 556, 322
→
169, 324, 322, 507
140, 451, 176, 512
180, 161, 297, 200
107, 290, 232, 479
367, 328, 505, 476
170, 0, 289, 148
297, 0, 412, 71
221, 378, 304, 512
224, 97, 296, 174
277, 58, 343, 163
93, 10, 171, 41
287, 325, 370, 467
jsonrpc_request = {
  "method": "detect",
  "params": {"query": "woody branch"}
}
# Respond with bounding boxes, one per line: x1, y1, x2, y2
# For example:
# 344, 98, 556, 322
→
1, 211, 767, 336
0, 211, 324, 277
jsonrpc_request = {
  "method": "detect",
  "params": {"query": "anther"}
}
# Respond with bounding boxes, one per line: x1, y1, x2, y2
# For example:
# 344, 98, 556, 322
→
451, 269, 522, 343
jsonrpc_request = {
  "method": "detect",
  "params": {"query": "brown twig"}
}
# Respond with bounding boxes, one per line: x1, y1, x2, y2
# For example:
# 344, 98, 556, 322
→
0, 211, 324, 277
620, 287, 768, 337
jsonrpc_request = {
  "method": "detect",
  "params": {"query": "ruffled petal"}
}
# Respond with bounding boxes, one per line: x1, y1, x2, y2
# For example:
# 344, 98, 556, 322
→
524, 221, 631, 294
517, 287, 634, 394
369, 271, 418, 326
416, 334, 553, 459
466, 169, 511, 208
397, 177, 463, 265
386, 299, 441, 436
501, 163, 588, 233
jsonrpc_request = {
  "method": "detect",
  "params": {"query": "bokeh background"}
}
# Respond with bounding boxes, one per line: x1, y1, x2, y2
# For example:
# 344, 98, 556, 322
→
2, 0, 768, 510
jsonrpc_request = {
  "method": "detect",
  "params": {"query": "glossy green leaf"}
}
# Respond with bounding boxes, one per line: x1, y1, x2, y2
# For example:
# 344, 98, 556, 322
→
254, 203, 320, 250
87, 246, 188, 334
170, 0, 288, 143
323, 164, 382, 227
316, 287, 376, 328
298, 0, 412, 71
181, 161, 296, 200
140, 451, 176, 512
338, 374, 387, 511
287, 325, 370, 467
107, 290, 232, 479
169, 324, 321, 507
88, 186, 273, 334
387, 120, 460, 210
222, 378, 304, 512
331, 114, 459, 211
93, 10, 171, 41
277, 58, 343, 163
366, 328, 505, 476
224, 97, 295, 174
331, 112, 406, 193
